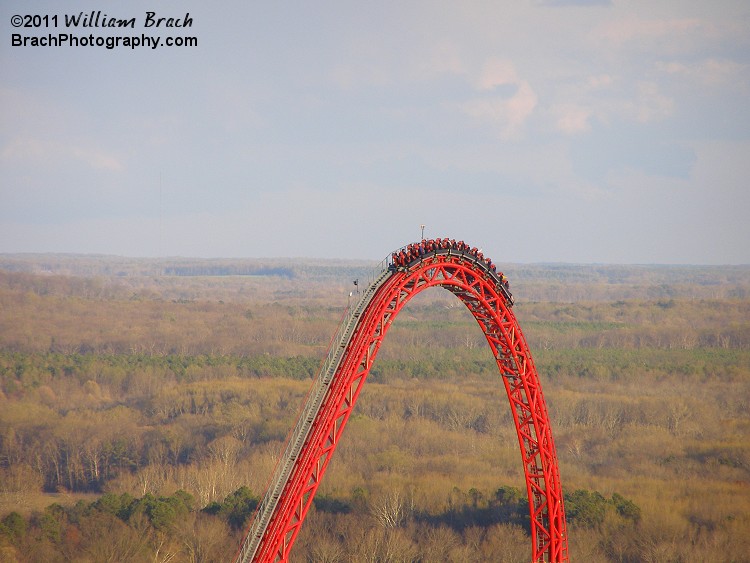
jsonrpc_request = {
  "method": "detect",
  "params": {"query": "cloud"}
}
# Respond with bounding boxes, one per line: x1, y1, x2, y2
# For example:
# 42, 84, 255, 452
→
586, 74, 614, 90
460, 83, 538, 139
414, 41, 467, 80
475, 59, 521, 92
554, 75, 673, 130
570, 123, 696, 182
595, 17, 705, 47
459, 59, 538, 138
0, 88, 125, 173
589, 14, 744, 63
629, 82, 674, 123
553, 104, 593, 134
656, 58, 749, 89
538, 0, 611, 5
330, 62, 391, 91
1, 137, 124, 172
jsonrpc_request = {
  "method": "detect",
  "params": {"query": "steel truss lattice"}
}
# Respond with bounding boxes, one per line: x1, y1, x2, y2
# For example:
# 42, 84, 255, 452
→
235, 248, 568, 563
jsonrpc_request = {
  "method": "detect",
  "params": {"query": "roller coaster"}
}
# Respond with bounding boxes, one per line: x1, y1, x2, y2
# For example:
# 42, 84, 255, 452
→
234, 239, 568, 562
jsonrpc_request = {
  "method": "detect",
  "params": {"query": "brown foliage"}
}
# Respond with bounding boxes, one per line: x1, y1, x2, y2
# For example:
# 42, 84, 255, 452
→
1, 262, 749, 560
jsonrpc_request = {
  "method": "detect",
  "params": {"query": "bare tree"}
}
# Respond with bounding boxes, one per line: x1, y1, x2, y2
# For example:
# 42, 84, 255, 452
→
370, 488, 414, 529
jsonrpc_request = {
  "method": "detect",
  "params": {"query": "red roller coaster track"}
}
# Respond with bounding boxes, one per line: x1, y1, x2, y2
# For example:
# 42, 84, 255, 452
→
234, 240, 568, 562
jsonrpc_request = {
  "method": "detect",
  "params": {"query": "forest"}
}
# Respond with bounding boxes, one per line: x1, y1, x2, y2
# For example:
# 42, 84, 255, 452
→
0, 256, 749, 562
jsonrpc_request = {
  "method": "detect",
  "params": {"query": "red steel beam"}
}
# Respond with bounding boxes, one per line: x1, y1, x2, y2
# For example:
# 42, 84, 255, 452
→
242, 249, 568, 562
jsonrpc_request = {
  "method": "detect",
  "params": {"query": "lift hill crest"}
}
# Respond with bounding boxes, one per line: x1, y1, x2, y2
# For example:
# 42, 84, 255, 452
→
235, 238, 568, 563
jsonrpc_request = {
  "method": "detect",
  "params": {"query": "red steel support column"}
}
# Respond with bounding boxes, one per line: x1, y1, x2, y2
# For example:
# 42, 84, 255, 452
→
241, 250, 568, 562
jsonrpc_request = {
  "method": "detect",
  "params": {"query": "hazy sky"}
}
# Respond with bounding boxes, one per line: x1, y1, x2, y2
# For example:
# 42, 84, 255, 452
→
1, 1, 749, 264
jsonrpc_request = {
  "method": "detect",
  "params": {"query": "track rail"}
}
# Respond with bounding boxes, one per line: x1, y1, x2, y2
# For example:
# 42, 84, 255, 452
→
234, 240, 568, 562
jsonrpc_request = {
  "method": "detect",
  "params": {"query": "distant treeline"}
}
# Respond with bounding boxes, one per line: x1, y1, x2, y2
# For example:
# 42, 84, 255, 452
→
162, 265, 294, 278
3, 253, 749, 290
